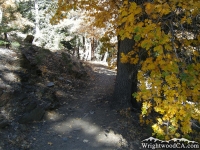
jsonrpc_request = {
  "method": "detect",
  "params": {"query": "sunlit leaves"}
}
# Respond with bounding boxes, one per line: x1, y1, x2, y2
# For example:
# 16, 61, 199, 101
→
118, 0, 200, 140
154, 45, 163, 54
145, 3, 154, 15
118, 1, 142, 40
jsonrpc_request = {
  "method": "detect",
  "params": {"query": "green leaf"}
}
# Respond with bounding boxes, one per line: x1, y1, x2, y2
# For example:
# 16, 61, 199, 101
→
162, 71, 170, 77
133, 26, 140, 33
134, 35, 141, 42
132, 92, 138, 98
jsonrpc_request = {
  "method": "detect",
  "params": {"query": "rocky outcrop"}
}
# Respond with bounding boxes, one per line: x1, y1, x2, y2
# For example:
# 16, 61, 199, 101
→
0, 46, 89, 128
20, 45, 88, 80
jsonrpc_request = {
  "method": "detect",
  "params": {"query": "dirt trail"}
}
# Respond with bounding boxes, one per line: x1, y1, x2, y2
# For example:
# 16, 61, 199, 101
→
26, 61, 136, 150
0, 46, 143, 150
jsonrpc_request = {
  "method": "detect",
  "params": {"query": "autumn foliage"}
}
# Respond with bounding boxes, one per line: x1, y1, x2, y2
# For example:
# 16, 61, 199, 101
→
51, 0, 200, 140
119, 0, 200, 140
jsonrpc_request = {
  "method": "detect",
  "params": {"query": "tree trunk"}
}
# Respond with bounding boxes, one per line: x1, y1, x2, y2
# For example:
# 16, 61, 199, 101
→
112, 0, 148, 110
77, 46, 80, 59
113, 38, 139, 109
91, 37, 95, 60
0, 8, 2, 23
34, 0, 40, 35
4, 32, 8, 41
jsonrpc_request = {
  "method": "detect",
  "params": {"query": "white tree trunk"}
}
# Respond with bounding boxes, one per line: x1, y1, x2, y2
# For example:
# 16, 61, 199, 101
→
102, 51, 108, 62
34, 0, 40, 36
0, 8, 2, 23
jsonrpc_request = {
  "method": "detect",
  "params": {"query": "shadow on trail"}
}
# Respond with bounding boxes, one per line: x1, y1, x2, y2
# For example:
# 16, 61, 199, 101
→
0, 46, 143, 150
27, 62, 140, 150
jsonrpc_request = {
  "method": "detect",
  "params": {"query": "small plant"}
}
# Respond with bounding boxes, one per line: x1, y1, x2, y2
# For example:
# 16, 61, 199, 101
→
0, 40, 5, 46
11, 41, 20, 49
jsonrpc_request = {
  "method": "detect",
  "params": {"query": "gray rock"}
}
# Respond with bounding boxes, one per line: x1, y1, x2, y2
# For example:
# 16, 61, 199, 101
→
66, 80, 72, 83
89, 110, 95, 114
46, 82, 54, 87
58, 77, 64, 80
18, 107, 45, 124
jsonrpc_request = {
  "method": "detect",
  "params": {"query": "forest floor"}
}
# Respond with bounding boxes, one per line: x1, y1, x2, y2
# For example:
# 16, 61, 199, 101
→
0, 46, 149, 150
25, 61, 144, 150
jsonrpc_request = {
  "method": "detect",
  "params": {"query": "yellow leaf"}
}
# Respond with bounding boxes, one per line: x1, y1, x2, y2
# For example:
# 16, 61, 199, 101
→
120, 53, 129, 63
181, 16, 187, 24
187, 18, 192, 24
145, 3, 154, 15
121, 10, 128, 17
130, 2, 137, 10
123, 0, 128, 5
162, 3, 171, 15
154, 45, 163, 54
156, 4, 162, 13
179, 109, 185, 116
165, 44, 172, 51
135, 6, 142, 15
175, 133, 180, 138
141, 39, 152, 50
157, 118, 163, 125
130, 57, 139, 64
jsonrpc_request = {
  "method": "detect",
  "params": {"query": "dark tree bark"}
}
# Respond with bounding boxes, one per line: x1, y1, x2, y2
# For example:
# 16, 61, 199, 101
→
113, 0, 148, 110
4, 32, 11, 49
91, 37, 95, 60
77, 46, 80, 59
113, 38, 139, 109
4, 32, 8, 41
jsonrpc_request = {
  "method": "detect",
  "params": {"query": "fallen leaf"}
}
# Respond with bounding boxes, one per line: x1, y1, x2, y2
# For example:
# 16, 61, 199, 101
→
48, 142, 53, 146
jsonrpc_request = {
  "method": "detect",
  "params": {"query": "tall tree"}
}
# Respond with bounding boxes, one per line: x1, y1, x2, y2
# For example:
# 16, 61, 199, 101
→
114, 0, 147, 109
51, 0, 200, 140
117, 0, 200, 140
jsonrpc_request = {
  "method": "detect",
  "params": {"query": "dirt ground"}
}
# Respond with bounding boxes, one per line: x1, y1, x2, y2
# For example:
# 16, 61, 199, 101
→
0, 47, 147, 150
25, 61, 144, 150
